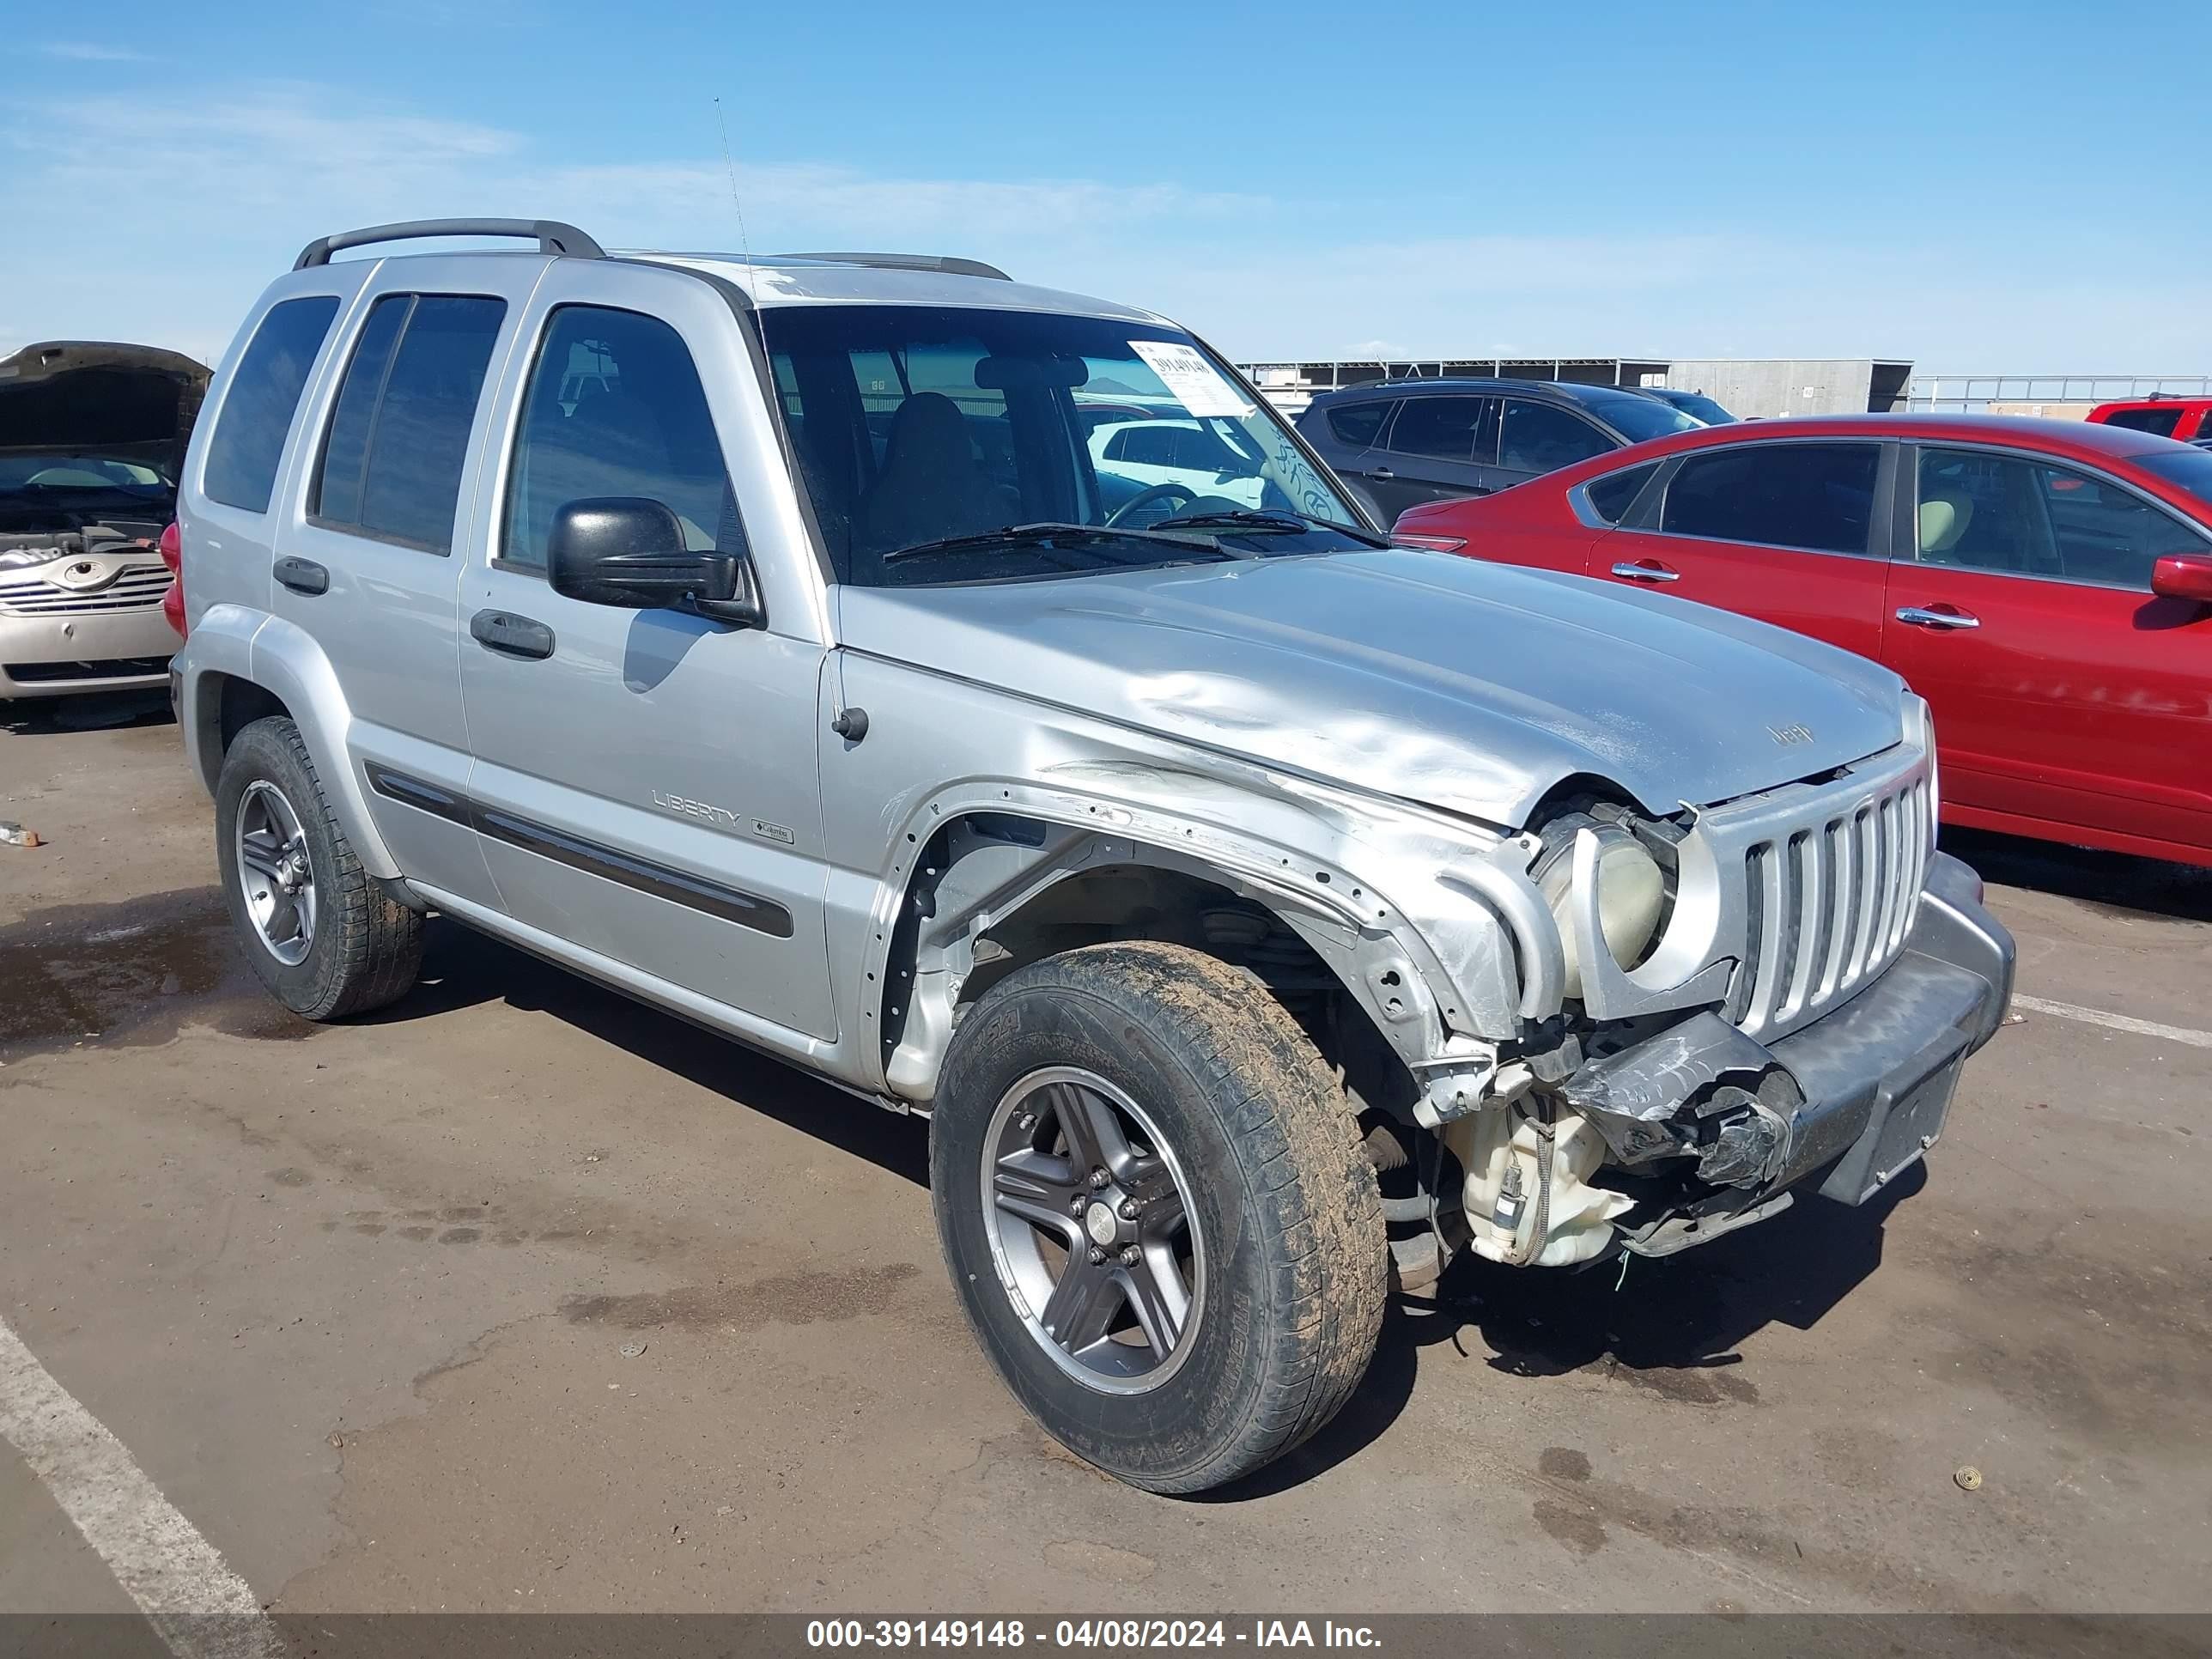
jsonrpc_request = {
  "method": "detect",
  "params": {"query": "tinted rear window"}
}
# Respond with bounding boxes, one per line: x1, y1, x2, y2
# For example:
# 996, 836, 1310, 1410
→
1661, 442, 1881, 555
310, 294, 506, 552
2100, 407, 2184, 438
203, 296, 341, 513
1389, 397, 1489, 461
1325, 401, 1392, 447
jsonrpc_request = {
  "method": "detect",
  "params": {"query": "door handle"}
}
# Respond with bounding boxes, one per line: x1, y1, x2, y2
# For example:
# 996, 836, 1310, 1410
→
1367, 466, 1396, 481
1896, 605, 1980, 630
1610, 560, 1680, 583
273, 556, 329, 595
470, 609, 556, 660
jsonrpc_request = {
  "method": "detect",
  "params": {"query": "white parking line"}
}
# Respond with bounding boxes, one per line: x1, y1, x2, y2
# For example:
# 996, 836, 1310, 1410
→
2013, 993, 2212, 1052
0, 1317, 281, 1659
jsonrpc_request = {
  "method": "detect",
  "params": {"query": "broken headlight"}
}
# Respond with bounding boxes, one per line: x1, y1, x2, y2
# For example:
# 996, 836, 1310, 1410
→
1532, 811, 1667, 1001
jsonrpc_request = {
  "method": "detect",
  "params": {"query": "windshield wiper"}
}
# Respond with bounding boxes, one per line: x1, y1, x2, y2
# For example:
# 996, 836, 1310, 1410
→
880, 521, 1233, 565
1152, 507, 1391, 548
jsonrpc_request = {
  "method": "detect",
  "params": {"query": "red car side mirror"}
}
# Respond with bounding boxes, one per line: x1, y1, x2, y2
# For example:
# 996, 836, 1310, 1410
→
2149, 553, 2212, 605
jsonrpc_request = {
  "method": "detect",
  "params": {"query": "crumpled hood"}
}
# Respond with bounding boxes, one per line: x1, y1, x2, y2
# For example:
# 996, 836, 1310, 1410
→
836, 550, 1910, 829
0, 340, 210, 469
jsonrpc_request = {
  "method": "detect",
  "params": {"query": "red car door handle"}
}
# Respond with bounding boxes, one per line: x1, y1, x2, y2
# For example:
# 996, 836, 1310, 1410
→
1610, 560, 1679, 583
1896, 604, 1981, 630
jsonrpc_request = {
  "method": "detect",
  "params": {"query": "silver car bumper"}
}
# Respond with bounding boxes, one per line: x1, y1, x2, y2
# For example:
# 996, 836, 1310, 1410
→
0, 562, 179, 699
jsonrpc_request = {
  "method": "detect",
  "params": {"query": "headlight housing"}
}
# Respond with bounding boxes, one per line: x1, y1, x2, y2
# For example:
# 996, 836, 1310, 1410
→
1533, 815, 1668, 1001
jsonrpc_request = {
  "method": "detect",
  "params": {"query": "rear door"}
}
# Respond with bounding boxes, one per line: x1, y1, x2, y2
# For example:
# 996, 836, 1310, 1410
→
1595, 439, 1894, 661
269, 258, 539, 910
455, 262, 838, 1042
1368, 394, 1497, 515
1885, 443, 2212, 854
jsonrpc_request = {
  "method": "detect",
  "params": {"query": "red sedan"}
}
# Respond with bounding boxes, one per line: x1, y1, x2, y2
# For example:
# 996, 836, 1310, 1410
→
1391, 416, 2212, 868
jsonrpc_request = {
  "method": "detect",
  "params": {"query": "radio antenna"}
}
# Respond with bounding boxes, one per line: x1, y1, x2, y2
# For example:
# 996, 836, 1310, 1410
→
712, 97, 756, 281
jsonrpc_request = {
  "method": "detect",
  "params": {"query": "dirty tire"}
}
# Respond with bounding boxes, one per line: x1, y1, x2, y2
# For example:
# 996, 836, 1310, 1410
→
931, 941, 1386, 1493
216, 715, 423, 1020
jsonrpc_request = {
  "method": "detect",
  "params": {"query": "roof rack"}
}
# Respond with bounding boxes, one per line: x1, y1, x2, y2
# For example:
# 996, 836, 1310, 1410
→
773, 251, 1011, 281
294, 219, 605, 270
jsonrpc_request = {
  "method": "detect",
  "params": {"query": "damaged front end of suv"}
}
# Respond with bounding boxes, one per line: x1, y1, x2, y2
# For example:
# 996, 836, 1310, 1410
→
1388, 698, 2012, 1279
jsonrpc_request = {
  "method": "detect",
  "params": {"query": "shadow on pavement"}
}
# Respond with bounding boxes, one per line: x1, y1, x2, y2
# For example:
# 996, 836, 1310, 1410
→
1942, 824, 2212, 923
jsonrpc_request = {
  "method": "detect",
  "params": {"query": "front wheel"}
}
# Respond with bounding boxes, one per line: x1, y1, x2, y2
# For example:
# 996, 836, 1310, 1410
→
930, 942, 1385, 1492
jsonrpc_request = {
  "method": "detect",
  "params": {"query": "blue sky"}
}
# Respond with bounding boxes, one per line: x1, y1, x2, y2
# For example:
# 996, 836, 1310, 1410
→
4, 1, 2209, 373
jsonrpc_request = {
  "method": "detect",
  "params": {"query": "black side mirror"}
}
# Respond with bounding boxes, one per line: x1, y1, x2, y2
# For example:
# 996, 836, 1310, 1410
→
546, 497, 763, 627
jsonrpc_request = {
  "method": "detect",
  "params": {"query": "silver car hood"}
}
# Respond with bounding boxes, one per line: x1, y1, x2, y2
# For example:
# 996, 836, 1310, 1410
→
834, 550, 1909, 829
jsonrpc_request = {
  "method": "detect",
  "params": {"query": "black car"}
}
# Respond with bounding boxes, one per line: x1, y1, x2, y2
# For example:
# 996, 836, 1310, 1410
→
1295, 378, 1702, 520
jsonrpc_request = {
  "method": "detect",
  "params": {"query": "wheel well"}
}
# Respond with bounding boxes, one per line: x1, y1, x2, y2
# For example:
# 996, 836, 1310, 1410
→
880, 815, 1416, 1127
217, 677, 291, 750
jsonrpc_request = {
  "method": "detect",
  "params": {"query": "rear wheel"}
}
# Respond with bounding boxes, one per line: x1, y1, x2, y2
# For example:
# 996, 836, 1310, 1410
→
216, 715, 422, 1019
930, 941, 1386, 1492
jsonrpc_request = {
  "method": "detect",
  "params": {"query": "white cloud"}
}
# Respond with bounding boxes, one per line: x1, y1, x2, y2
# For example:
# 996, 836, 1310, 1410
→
2, 81, 2207, 375
34, 41, 149, 62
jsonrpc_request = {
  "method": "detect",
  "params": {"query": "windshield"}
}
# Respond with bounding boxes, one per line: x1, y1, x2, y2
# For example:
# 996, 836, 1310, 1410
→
1580, 390, 1705, 445
765, 306, 1372, 586
0, 453, 173, 495
2135, 446, 2212, 510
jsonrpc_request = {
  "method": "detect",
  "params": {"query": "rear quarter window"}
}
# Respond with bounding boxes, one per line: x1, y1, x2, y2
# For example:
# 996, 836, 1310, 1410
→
1324, 401, 1392, 447
1583, 461, 1659, 524
202, 296, 342, 514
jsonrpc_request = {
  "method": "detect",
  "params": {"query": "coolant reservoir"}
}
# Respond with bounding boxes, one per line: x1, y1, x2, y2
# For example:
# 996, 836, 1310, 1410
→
1445, 1103, 1633, 1267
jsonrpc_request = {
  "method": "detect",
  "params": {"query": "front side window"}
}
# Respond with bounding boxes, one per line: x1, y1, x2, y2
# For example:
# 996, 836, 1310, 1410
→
503, 306, 743, 570
1500, 399, 1613, 472
1661, 442, 1881, 555
767, 305, 1368, 587
2100, 406, 2183, 438
311, 294, 506, 553
204, 296, 341, 513
1918, 447, 2211, 588
1388, 397, 1491, 462
1325, 401, 1392, 447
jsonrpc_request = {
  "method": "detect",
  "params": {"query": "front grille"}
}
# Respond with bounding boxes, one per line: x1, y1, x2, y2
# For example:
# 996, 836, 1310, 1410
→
4, 654, 173, 684
1729, 770, 1932, 1041
0, 563, 173, 617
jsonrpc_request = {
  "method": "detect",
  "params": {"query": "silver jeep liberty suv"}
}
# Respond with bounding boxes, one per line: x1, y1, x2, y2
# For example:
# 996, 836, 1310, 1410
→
173, 219, 2014, 1492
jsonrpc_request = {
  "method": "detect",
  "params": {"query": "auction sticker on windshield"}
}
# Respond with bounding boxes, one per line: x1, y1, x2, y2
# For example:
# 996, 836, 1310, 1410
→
1131, 341, 1255, 418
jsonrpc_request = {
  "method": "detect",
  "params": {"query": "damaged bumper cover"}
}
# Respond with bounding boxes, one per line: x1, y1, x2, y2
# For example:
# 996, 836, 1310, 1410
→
1561, 851, 2014, 1256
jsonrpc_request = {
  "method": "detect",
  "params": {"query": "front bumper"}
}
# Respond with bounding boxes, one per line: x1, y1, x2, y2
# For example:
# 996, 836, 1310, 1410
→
1570, 851, 2014, 1256
0, 605, 179, 699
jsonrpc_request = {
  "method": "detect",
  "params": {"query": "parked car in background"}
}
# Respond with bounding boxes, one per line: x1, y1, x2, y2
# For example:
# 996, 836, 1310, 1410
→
1393, 415, 2212, 867
1085, 414, 1269, 514
1627, 385, 1738, 424
1295, 378, 1702, 521
2087, 395, 2212, 443
173, 220, 2012, 1493
0, 341, 209, 703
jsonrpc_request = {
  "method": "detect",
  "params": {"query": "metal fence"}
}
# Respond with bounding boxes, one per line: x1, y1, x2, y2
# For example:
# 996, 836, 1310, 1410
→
1907, 374, 2212, 411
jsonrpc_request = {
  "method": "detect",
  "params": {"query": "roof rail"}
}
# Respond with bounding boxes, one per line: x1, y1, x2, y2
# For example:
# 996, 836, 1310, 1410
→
774, 251, 1011, 282
293, 219, 605, 270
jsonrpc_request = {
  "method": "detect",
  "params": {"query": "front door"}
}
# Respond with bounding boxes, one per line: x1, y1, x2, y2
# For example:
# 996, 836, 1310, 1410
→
456, 270, 838, 1042
1884, 443, 2212, 855
1595, 439, 1895, 663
